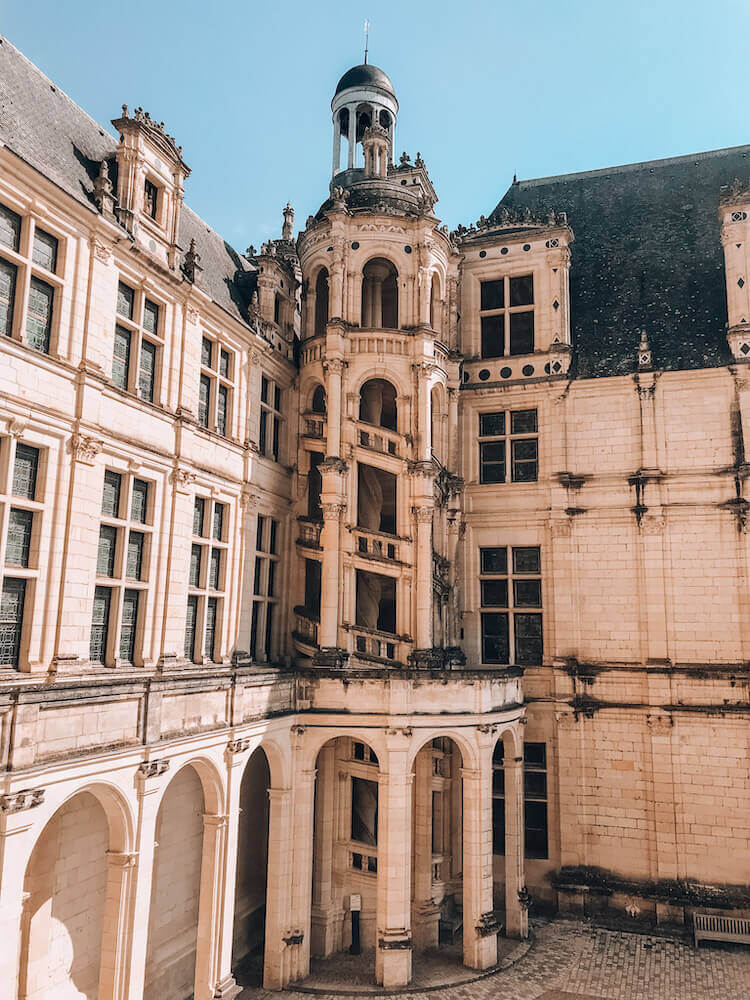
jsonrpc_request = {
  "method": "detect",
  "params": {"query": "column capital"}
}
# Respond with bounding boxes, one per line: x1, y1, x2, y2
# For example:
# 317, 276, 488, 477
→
267, 787, 292, 803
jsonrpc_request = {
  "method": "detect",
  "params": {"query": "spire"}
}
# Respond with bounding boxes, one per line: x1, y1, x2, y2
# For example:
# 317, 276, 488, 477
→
364, 19, 370, 64
282, 202, 294, 241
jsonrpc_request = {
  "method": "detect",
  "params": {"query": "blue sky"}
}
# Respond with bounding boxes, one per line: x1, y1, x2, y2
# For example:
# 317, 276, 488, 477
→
1, 0, 746, 249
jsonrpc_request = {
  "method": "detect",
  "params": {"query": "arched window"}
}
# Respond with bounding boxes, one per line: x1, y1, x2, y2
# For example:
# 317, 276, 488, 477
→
274, 293, 281, 326
429, 273, 441, 334
311, 384, 327, 413
314, 268, 329, 338
361, 258, 398, 329
359, 378, 397, 431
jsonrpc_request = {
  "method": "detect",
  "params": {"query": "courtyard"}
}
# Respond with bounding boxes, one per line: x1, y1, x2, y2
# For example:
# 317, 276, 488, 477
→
238, 920, 750, 1000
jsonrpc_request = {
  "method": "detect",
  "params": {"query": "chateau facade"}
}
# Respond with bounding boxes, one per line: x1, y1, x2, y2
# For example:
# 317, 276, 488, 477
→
0, 36, 749, 1000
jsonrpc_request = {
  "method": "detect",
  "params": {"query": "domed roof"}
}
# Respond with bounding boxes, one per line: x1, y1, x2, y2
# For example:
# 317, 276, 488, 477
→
335, 63, 395, 97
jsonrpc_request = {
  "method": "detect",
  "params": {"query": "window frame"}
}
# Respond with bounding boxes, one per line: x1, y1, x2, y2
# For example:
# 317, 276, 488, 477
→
478, 408, 538, 485
249, 513, 280, 663
259, 374, 283, 461
479, 272, 535, 359
479, 545, 543, 666
198, 333, 236, 437
90, 468, 155, 666
0, 199, 65, 356
492, 740, 549, 860
111, 279, 166, 405
185, 494, 230, 663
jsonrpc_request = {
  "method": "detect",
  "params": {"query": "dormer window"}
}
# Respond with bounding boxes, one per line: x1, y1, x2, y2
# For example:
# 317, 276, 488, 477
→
144, 179, 158, 221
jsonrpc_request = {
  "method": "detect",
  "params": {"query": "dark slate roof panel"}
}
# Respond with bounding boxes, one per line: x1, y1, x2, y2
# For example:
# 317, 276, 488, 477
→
492, 147, 750, 378
0, 35, 256, 328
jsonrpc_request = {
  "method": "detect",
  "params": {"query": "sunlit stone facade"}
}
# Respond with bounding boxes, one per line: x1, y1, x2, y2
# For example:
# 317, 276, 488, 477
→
1, 35, 749, 1000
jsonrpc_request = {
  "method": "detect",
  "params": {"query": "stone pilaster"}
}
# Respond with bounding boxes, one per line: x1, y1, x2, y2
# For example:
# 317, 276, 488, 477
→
503, 749, 528, 939
263, 787, 295, 989
311, 744, 341, 956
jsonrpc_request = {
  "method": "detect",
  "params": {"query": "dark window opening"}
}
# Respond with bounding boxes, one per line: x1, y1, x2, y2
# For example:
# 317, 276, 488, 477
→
356, 569, 396, 635
357, 464, 397, 536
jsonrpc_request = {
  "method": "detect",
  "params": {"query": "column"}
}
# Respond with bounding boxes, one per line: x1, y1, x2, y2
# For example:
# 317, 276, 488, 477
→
375, 739, 413, 989
447, 388, 459, 470
98, 851, 137, 1000
462, 747, 498, 969
318, 501, 345, 651
372, 278, 383, 328
504, 748, 528, 939
311, 744, 340, 956
331, 116, 341, 176
202, 746, 246, 999
263, 787, 294, 990
414, 506, 434, 652
288, 767, 317, 984
194, 814, 229, 1000
0, 812, 37, 996
412, 746, 439, 949
125, 763, 168, 1000
347, 105, 356, 169
323, 359, 344, 458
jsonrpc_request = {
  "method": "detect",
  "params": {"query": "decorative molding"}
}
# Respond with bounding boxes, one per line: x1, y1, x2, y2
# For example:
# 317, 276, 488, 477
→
137, 759, 170, 778
412, 505, 434, 523
70, 434, 103, 464
0, 788, 45, 814
8, 418, 28, 439
227, 738, 251, 754
321, 502, 347, 521
170, 467, 197, 492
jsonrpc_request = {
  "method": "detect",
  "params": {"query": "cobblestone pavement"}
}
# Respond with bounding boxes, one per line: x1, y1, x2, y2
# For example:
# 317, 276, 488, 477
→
237, 919, 750, 1000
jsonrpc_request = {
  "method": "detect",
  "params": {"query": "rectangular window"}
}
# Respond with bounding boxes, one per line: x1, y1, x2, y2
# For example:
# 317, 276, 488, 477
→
201, 336, 213, 368
126, 531, 144, 580
523, 742, 548, 859
144, 179, 158, 220
97, 525, 118, 577
139, 340, 157, 402
184, 594, 198, 659
25, 276, 53, 353
13, 444, 39, 500
0, 257, 17, 338
6, 509, 33, 567
117, 282, 135, 320
480, 545, 542, 665
0, 203, 21, 251
259, 375, 282, 460
480, 274, 534, 358
250, 514, 280, 662
102, 470, 122, 518
217, 384, 228, 436
32, 228, 59, 273
212, 502, 224, 541
119, 589, 139, 662
89, 585, 111, 662
478, 409, 537, 485
0, 577, 25, 668
190, 544, 202, 587
143, 298, 159, 335
204, 596, 218, 660
209, 548, 221, 590
130, 479, 149, 523
193, 496, 205, 537
220, 348, 230, 378
112, 326, 131, 389
199, 374, 210, 428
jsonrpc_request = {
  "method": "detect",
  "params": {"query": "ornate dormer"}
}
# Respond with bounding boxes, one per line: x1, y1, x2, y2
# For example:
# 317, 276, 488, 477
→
111, 105, 191, 269
719, 180, 750, 362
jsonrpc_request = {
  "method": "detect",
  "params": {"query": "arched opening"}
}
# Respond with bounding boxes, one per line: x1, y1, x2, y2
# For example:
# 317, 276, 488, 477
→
274, 293, 282, 327
337, 108, 350, 173
232, 748, 271, 988
307, 451, 324, 520
429, 273, 442, 334
144, 765, 205, 999
311, 736, 380, 982
311, 384, 327, 414
314, 269, 329, 338
359, 378, 397, 431
361, 258, 398, 329
379, 109, 392, 130
411, 738, 464, 961
20, 791, 111, 1000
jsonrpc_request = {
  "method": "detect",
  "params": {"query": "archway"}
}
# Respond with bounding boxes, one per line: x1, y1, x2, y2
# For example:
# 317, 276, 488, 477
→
359, 378, 397, 431
411, 737, 464, 959
361, 258, 398, 329
19, 786, 131, 1000
232, 748, 271, 988
310, 736, 380, 978
144, 765, 205, 1000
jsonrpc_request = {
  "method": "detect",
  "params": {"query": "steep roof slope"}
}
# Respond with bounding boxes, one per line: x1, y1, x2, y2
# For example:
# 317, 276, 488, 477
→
493, 147, 750, 377
0, 35, 255, 327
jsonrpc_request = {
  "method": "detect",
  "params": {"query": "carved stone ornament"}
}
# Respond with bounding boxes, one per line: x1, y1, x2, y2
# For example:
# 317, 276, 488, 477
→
89, 236, 112, 263
321, 501, 347, 520
323, 358, 347, 376
550, 518, 572, 538
555, 711, 578, 730
8, 418, 28, 438
475, 911, 501, 937
640, 513, 666, 535
320, 456, 348, 476
647, 712, 673, 735
137, 758, 170, 778
170, 467, 197, 491
0, 788, 45, 814
227, 738, 251, 754
385, 726, 413, 737
186, 306, 200, 325
282, 930, 305, 947
412, 505, 434, 523
241, 490, 260, 513
71, 434, 103, 464
517, 885, 532, 911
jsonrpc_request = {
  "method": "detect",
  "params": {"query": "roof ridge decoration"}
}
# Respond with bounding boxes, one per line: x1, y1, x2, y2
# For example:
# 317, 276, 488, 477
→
450, 207, 569, 244
111, 104, 190, 175
720, 178, 750, 206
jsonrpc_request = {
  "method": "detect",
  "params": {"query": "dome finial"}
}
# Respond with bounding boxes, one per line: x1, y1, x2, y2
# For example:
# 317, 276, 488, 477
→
364, 18, 370, 64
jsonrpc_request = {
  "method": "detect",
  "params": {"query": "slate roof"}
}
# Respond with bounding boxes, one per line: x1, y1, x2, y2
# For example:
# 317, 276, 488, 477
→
492, 146, 750, 378
0, 35, 257, 329
334, 64, 395, 98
